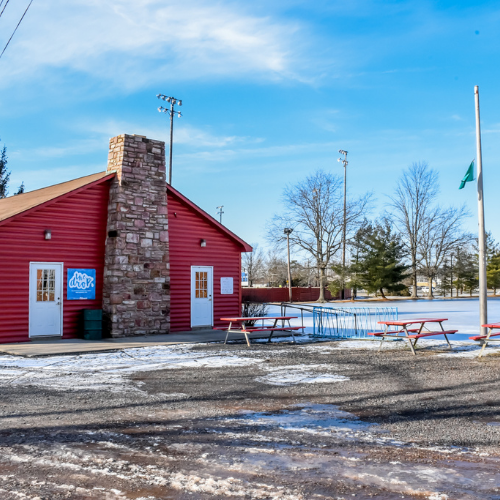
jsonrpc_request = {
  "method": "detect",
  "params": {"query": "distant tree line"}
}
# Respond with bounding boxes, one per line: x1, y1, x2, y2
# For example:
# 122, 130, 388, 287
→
242, 161, 497, 300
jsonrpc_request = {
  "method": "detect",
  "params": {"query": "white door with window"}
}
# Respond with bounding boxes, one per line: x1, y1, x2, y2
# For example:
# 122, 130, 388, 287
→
29, 262, 63, 338
191, 266, 213, 327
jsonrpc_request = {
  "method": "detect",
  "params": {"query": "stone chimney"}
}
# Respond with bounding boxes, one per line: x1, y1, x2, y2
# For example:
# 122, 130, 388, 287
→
102, 134, 170, 337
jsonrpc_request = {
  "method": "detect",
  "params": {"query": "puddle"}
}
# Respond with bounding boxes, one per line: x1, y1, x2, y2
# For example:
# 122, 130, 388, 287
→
237, 403, 377, 432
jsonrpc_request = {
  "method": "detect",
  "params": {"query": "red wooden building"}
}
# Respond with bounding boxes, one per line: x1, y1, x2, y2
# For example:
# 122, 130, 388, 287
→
0, 134, 251, 344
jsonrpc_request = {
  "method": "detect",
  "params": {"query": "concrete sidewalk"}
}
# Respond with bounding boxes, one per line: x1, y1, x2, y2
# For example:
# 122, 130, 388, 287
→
0, 330, 299, 357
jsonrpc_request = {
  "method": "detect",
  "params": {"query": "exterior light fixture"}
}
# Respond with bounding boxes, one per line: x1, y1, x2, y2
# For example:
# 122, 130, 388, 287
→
200, 239, 207, 247
156, 93, 183, 185
44, 229, 52, 240
338, 148, 349, 300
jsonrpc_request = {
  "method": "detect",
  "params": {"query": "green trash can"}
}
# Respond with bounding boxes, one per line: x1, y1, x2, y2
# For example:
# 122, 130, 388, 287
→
82, 309, 103, 340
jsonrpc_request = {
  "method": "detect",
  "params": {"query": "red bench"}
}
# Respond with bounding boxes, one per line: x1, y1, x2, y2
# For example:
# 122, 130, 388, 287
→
470, 322, 500, 357
406, 330, 457, 339
469, 332, 500, 341
368, 329, 419, 336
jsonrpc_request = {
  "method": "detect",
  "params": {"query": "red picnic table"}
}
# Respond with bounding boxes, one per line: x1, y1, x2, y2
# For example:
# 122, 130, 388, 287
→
469, 323, 500, 357
217, 316, 304, 347
369, 318, 458, 355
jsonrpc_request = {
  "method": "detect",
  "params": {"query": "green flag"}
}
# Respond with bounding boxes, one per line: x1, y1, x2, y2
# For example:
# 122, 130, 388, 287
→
459, 161, 474, 189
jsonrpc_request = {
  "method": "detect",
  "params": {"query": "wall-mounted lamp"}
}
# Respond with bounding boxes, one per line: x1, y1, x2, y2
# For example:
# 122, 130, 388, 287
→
44, 229, 52, 240
200, 239, 207, 248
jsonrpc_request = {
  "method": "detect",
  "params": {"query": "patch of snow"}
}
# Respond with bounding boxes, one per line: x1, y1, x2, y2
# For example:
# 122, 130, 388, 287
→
0, 345, 263, 392
256, 364, 349, 386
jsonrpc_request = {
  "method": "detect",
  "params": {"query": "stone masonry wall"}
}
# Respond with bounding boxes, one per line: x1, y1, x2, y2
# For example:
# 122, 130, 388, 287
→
102, 134, 170, 337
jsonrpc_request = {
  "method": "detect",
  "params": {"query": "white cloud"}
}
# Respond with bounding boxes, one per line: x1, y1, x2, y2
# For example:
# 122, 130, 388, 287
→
0, 0, 313, 90
83, 119, 261, 148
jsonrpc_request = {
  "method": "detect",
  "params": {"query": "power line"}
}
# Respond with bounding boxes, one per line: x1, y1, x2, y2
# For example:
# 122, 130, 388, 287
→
0, 0, 11, 18
0, 0, 33, 60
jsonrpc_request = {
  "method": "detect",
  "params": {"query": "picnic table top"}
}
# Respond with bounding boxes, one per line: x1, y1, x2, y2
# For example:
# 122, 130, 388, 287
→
377, 318, 448, 326
482, 322, 500, 328
220, 316, 297, 322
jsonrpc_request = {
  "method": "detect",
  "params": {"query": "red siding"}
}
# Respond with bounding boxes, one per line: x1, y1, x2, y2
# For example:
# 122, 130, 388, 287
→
168, 192, 246, 332
0, 180, 111, 343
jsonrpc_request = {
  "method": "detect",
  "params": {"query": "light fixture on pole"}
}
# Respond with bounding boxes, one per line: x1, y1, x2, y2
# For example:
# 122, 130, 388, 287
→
157, 94, 182, 185
284, 228, 293, 302
216, 206, 224, 224
337, 149, 349, 300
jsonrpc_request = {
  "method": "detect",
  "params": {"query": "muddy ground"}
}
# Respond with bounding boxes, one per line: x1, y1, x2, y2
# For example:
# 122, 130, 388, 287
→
1, 339, 500, 499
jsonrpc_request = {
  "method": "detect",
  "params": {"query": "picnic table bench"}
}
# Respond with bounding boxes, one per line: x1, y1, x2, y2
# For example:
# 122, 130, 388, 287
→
368, 318, 458, 355
217, 316, 304, 347
469, 322, 500, 357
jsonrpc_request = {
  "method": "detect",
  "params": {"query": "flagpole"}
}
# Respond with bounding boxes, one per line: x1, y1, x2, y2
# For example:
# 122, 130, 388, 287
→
475, 85, 487, 336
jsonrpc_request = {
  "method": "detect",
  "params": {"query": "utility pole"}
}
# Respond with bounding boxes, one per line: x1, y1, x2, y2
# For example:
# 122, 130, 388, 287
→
216, 206, 224, 224
284, 228, 293, 302
157, 94, 182, 185
475, 85, 488, 336
450, 253, 454, 298
338, 150, 348, 300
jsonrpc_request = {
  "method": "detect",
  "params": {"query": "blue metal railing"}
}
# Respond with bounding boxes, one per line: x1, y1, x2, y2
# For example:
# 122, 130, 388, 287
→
279, 303, 398, 339
311, 305, 398, 338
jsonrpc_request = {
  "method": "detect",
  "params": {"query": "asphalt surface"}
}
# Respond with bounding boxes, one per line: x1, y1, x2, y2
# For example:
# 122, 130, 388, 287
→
1, 339, 500, 499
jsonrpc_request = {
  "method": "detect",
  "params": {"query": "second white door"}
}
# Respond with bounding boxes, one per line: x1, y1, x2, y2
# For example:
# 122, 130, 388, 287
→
191, 266, 213, 327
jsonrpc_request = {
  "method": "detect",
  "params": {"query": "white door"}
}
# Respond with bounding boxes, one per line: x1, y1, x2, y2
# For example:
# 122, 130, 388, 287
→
191, 266, 213, 327
29, 263, 63, 338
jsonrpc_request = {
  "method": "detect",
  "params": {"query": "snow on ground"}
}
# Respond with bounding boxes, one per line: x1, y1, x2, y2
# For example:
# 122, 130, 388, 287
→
255, 365, 349, 386
0, 345, 264, 392
0, 336, 498, 393
303, 338, 500, 357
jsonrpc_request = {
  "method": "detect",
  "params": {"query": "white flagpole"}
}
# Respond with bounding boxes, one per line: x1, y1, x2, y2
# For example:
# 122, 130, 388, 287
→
475, 85, 488, 336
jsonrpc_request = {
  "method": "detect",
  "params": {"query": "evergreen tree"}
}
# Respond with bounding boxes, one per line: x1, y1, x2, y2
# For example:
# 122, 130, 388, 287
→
0, 142, 10, 199
454, 249, 478, 296
0, 140, 24, 197
486, 251, 500, 295
350, 222, 409, 299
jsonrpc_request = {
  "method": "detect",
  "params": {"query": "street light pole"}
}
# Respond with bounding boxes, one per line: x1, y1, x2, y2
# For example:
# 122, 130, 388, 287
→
450, 253, 454, 298
338, 150, 349, 300
157, 94, 182, 185
284, 228, 293, 302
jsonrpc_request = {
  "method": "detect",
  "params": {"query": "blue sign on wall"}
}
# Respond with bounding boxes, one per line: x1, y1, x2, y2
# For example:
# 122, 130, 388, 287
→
67, 269, 96, 300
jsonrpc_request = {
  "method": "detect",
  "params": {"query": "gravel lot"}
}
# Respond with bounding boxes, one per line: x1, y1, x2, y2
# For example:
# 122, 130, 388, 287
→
1, 338, 500, 499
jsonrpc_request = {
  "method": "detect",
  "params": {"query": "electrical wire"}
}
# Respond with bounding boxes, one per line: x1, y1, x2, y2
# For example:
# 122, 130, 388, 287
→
0, 0, 11, 18
0, 0, 34, 60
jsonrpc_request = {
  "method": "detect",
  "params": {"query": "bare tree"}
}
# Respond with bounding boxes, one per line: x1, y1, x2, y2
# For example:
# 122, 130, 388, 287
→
265, 249, 288, 287
267, 170, 372, 302
242, 244, 266, 286
419, 206, 472, 297
388, 162, 439, 298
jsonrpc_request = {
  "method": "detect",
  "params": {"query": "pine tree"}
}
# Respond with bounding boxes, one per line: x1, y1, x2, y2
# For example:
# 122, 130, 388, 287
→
487, 252, 500, 295
0, 143, 10, 199
351, 222, 409, 299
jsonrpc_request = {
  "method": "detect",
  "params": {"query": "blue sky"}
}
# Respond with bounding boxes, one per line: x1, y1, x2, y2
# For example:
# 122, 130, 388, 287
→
1, 0, 500, 252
